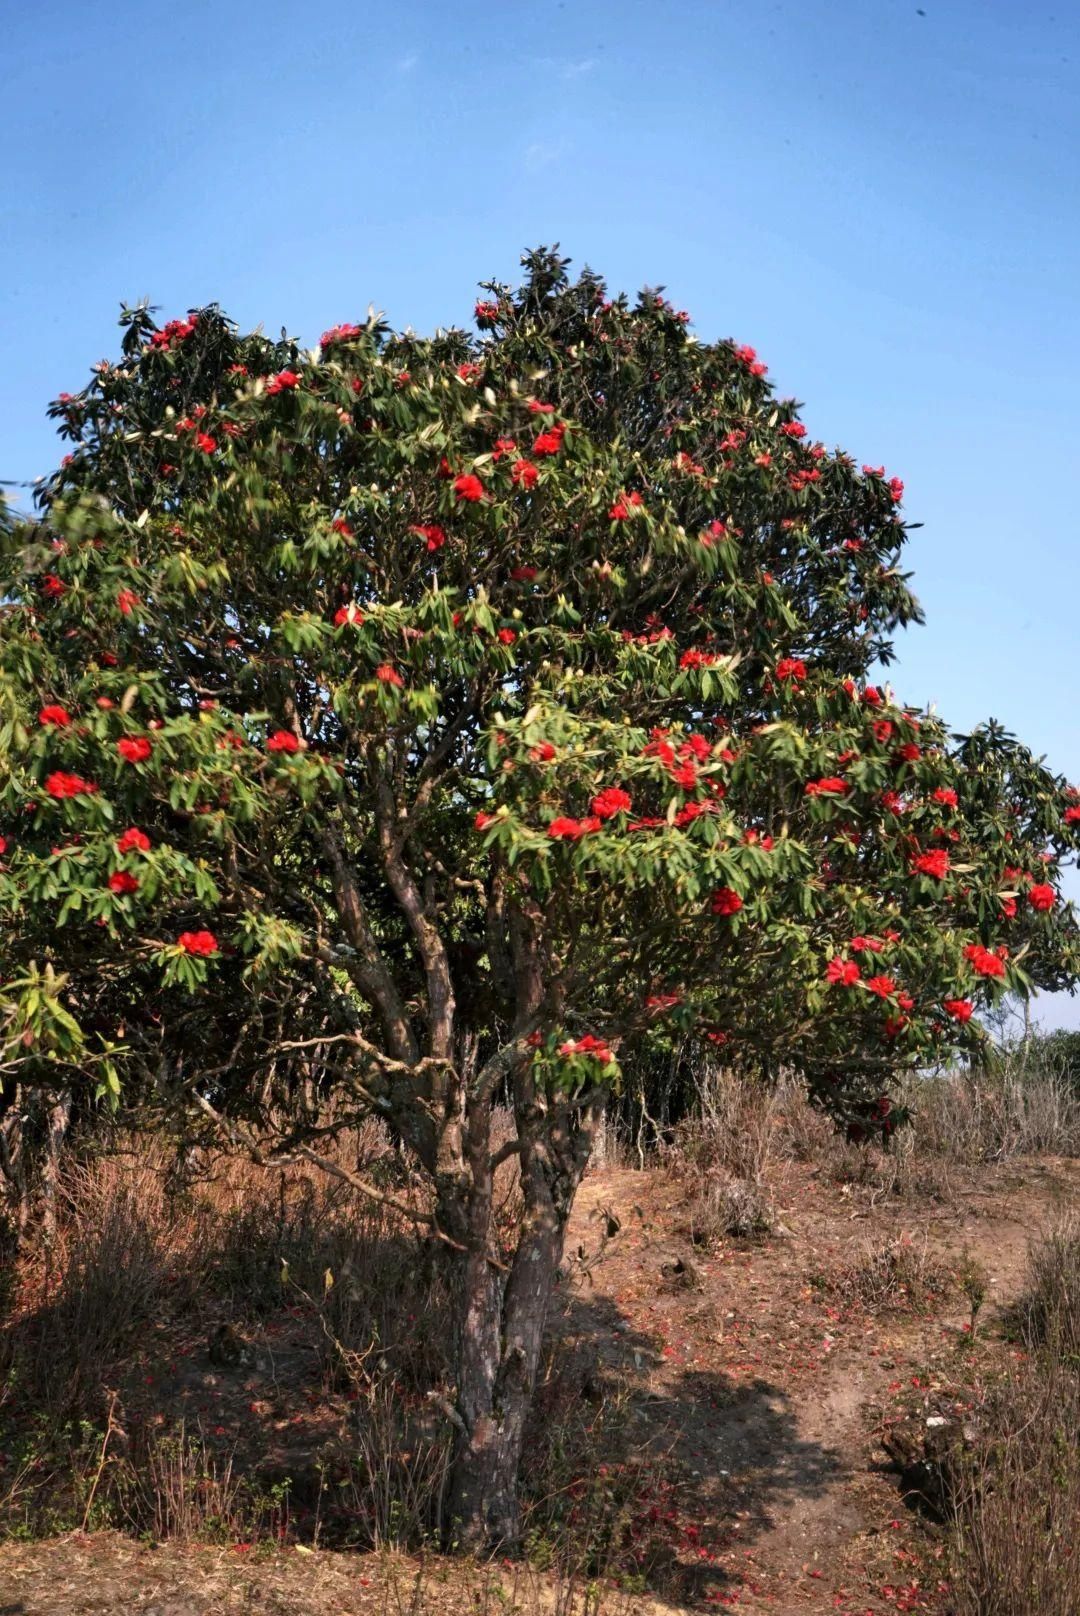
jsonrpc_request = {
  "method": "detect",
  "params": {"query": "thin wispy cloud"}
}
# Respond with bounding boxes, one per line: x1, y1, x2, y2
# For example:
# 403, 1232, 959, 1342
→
531, 56, 597, 81
523, 138, 571, 173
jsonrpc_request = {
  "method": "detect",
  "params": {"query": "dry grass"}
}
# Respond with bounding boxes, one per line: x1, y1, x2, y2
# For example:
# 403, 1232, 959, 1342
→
950, 1215, 1080, 1615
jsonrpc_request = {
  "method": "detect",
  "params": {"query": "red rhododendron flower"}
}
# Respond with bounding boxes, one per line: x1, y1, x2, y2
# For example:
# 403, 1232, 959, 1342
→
511, 565, 538, 581
492, 437, 517, 459
780, 420, 807, 438
267, 730, 300, 753
591, 787, 632, 820
805, 777, 848, 796
933, 786, 958, 807
331, 518, 353, 537
266, 370, 299, 395
710, 887, 743, 916
679, 648, 722, 670
912, 849, 950, 879
558, 1033, 614, 1064
475, 300, 500, 325
608, 491, 644, 521
42, 574, 67, 599
375, 663, 404, 688
116, 827, 151, 853
453, 473, 485, 502
149, 317, 197, 349
530, 742, 557, 762
320, 323, 362, 347
1028, 882, 1055, 912
548, 816, 602, 840
45, 771, 97, 798
532, 427, 565, 456
511, 459, 539, 488
194, 432, 217, 455
963, 943, 1007, 979
117, 737, 152, 764
38, 704, 71, 727
334, 603, 364, 626
116, 589, 140, 616
866, 975, 897, 998
411, 523, 447, 552
107, 870, 139, 895
896, 742, 921, 763
178, 930, 218, 956
527, 399, 555, 414
775, 658, 806, 684
1000, 896, 1018, 918
944, 998, 974, 1022
850, 935, 883, 953
873, 720, 894, 744
826, 958, 860, 986
496, 627, 517, 645
474, 811, 497, 831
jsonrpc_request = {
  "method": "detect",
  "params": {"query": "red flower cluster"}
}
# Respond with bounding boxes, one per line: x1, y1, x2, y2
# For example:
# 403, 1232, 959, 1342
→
963, 943, 1007, 979
944, 998, 974, 1022
866, 974, 897, 998
558, 1033, 614, 1064
1065, 805, 1080, 824
267, 730, 300, 753
932, 786, 958, 808
375, 664, 404, 688
39, 705, 71, 727
826, 958, 860, 986
454, 473, 485, 502
679, 648, 722, 670
532, 423, 565, 457
108, 870, 139, 895
805, 777, 848, 796
178, 930, 218, 956
1028, 882, 1055, 912
733, 343, 767, 376
266, 370, 299, 395
411, 523, 447, 552
117, 737, 152, 764
775, 658, 806, 684
46, 771, 97, 798
511, 459, 539, 488
42, 574, 67, 599
320, 323, 362, 347
912, 849, 950, 879
334, 603, 364, 626
149, 317, 197, 349
591, 787, 631, 820
608, 492, 644, 521
549, 816, 602, 840
116, 827, 151, 853
710, 887, 743, 916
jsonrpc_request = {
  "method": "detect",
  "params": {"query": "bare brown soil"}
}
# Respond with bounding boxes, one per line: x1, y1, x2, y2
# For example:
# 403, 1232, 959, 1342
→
1, 1154, 1075, 1615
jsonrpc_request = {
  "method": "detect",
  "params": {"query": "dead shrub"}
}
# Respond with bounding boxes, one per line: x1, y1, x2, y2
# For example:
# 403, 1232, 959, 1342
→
830, 1232, 953, 1314
1018, 1214, 1080, 1360
951, 1353, 1080, 1615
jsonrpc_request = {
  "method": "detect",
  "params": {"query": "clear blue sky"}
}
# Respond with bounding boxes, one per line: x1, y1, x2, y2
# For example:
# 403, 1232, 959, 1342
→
3, 0, 1077, 1025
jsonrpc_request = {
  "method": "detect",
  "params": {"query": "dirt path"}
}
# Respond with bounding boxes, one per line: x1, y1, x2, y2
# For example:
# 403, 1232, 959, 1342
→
561, 1156, 1079, 1613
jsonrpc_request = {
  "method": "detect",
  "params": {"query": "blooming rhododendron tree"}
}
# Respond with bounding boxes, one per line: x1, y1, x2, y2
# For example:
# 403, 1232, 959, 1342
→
1, 249, 1077, 1544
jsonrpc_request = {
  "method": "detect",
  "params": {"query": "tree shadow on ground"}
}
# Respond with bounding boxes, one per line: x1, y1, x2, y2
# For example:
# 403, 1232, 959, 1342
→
527, 1288, 849, 1602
